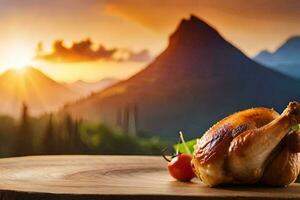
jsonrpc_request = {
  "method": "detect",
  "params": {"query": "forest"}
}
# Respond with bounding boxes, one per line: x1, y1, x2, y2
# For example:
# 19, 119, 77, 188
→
0, 103, 167, 158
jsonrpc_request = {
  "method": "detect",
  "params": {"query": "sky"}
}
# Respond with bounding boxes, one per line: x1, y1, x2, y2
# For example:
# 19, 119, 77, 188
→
1, 0, 300, 82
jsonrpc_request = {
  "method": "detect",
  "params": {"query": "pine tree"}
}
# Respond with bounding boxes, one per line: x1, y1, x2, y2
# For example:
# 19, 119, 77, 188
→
14, 102, 34, 156
65, 114, 74, 153
42, 114, 57, 154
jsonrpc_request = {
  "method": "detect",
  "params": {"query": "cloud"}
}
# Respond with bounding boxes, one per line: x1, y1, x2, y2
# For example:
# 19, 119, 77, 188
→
127, 49, 152, 62
35, 39, 152, 63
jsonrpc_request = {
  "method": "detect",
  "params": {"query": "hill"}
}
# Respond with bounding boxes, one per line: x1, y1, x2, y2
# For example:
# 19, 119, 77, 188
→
255, 36, 300, 79
0, 67, 79, 116
62, 15, 300, 139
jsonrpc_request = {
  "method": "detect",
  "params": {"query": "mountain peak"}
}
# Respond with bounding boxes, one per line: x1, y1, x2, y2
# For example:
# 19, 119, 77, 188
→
189, 14, 208, 25
278, 35, 300, 52
63, 15, 300, 138
286, 35, 300, 43
254, 35, 300, 79
255, 49, 271, 59
254, 35, 300, 68
169, 14, 222, 48
0, 66, 79, 116
1, 66, 49, 80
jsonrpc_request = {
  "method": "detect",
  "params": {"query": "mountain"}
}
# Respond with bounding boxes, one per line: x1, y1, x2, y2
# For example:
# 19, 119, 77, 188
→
65, 78, 119, 96
0, 67, 79, 116
62, 15, 300, 139
254, 36, 300, 79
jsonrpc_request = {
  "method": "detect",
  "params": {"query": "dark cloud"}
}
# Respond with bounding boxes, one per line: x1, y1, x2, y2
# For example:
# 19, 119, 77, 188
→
35, 39, 152, 63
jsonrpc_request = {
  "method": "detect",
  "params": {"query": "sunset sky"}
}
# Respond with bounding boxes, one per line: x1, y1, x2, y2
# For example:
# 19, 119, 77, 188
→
1, 0, 300, 82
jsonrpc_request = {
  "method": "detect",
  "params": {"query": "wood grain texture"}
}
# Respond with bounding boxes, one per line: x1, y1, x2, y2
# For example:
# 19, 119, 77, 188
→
0, 155, 299, 200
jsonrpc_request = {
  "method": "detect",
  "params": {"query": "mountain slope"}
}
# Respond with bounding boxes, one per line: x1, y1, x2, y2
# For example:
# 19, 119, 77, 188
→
254, 36, 300, 79
65, 78, 119, 96
62, 15, 300, 139
0, 67, 79, 116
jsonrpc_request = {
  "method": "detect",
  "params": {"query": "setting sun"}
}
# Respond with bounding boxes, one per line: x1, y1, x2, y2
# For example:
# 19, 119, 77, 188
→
4, 42, 34, 71
6, 49, 32, 70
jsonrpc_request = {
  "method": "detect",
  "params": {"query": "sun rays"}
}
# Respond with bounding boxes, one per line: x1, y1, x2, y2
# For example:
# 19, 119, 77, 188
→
1, 67, 52, 115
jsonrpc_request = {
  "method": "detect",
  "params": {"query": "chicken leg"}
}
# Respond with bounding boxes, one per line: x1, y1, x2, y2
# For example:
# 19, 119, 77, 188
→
260, 131, 300, 186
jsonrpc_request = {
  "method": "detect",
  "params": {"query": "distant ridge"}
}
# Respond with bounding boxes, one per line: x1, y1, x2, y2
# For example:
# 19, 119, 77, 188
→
62, 15, 300, 139
255, 36, 300, 79
65, 78, 119, 96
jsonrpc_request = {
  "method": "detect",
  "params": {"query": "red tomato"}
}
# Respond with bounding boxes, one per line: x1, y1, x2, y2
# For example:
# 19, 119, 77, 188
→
167, 153, 195, 182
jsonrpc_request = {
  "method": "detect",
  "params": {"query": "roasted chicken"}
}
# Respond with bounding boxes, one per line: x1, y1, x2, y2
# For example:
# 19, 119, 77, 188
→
192, 101, 300, 187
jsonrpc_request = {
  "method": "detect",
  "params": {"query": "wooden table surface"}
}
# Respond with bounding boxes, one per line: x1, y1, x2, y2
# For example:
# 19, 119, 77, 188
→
0, 155, 299, 200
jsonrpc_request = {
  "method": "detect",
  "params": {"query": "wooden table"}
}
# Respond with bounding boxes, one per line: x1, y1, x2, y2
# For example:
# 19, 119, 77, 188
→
0, 155, 299, 200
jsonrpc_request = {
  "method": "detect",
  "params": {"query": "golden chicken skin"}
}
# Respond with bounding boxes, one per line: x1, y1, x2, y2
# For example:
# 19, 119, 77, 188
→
192, 101, 300, 187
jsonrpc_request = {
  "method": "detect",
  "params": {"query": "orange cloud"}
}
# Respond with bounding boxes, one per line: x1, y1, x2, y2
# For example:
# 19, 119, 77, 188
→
35, 39, 152, 63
